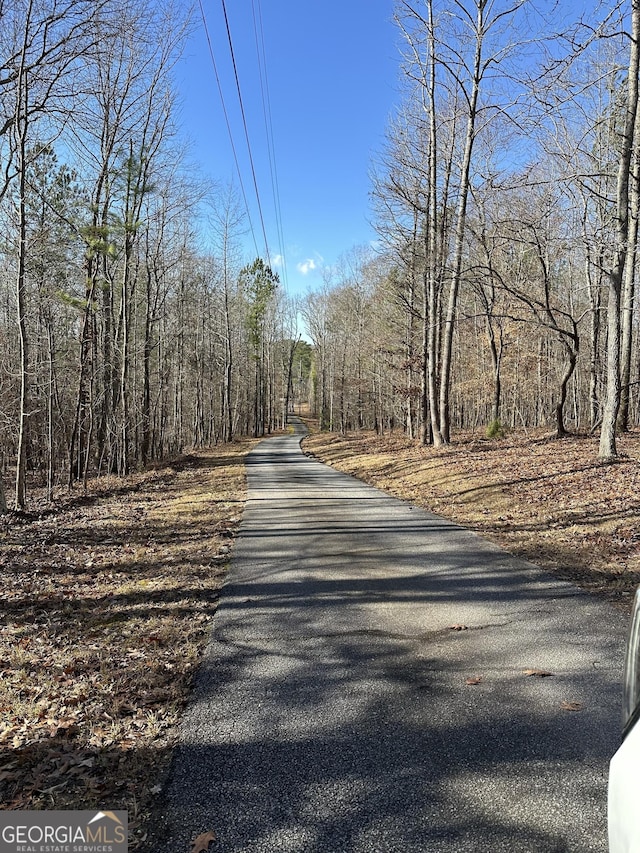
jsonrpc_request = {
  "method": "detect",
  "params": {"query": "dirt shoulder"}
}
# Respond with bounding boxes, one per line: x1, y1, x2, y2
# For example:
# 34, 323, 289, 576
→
0, 440, 256, 846
302, 426, 640, 608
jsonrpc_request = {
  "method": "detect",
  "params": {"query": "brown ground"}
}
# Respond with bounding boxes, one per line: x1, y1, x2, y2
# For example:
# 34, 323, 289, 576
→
0, 441, 256, 848
302, 425, 640, 607
1, 425, 638, 849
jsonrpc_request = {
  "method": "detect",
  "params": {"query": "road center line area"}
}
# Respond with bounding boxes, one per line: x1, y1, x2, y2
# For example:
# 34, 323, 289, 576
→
151, 419, 625, 853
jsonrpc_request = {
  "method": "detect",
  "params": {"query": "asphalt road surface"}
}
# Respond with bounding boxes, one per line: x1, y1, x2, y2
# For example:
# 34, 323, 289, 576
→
151, 419, 627, 853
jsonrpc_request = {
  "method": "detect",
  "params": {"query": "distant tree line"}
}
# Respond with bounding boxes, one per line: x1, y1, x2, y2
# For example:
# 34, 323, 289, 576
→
0, 0, 305, 511
3, 0, 639, 513
304, 0, 640, 462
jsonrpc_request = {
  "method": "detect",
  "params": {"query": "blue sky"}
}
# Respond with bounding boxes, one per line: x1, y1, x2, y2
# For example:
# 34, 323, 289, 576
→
174, 1, 615, 297
175, 1, 400, 295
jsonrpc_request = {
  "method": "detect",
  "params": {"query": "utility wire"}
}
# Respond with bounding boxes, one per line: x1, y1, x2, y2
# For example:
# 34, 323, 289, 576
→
220, 0, 271, 267
251, 0, 288, 288
197, 0, 260, 259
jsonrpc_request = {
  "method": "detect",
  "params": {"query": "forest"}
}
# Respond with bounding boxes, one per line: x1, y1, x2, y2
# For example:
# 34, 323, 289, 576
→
1, 0, 640, 513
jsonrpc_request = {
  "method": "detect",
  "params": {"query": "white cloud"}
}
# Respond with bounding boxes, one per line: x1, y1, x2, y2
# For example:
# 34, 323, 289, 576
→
297, 258, 317, 275
271, 254, 284, 267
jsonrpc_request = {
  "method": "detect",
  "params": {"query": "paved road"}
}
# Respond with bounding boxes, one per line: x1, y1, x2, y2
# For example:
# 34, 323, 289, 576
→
151, 419, 626, 852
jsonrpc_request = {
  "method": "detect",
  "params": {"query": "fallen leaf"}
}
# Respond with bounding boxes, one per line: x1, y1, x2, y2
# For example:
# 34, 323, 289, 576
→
47, 717, 78, 737
560, 701, 583, 711
523, 669, 554, 677
449, 624, 468, 631
465, 676, 483, 685
191, 830, 216, 852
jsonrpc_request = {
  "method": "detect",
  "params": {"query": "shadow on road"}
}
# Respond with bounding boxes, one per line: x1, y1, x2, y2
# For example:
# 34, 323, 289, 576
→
147, 427, 624, 853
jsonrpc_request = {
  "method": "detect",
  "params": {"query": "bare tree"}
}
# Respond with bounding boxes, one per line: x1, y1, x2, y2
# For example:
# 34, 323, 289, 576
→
1, 0, 115, 507
66, 0, 188, 481
618, 89, 640, 431
393, 0, 528, 445
208, 183, 247, 441
599, 0, 640, 459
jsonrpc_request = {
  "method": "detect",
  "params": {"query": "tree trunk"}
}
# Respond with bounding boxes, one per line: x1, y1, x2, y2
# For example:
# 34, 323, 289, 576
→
15, 141, 29, 509
68, 251, 97, 487
487, 324, 502, 424
599, 0, 640, 459
141, 259, 153, 465
588, 249, 603, 430
555, 341, 579, 438
47, 321, 55, 501
14, 18, 31, 510
405, 268, 416, 440
117, 163, 134, 475
438, 3, 483, 444
425, 0, 442, 447
283, 337, 299, 425
618, 99, 640, 432
223, 277, 234, 442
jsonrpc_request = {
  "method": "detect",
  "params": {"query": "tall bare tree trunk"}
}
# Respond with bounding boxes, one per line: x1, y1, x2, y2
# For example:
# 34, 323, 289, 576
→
141, 251, 154, 465
599, 0, 640, 459
425, 0, 442, 447
283, 337, 299, 424
438, 3, 484, 444
46, 319, 56, 502
223, 279, 234, 441
618, 97, 640, 432
587, 241, 603, 430
555, 339, 579, 438
14, 11, 32, 510
15, 159, 29, 509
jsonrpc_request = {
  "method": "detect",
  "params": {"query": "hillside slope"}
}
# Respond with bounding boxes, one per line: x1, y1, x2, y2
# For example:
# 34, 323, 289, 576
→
303, 427, 640, 608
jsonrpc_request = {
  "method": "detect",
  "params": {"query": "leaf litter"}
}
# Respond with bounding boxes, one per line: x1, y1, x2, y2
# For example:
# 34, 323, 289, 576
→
191, 830, 216, 852
4, 424, 634, 844
303, 426, 640, 605
0, 441, 256, 847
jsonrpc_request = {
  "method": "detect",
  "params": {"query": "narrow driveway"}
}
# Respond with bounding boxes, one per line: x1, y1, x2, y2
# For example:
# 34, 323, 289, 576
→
154, 419, 625, 852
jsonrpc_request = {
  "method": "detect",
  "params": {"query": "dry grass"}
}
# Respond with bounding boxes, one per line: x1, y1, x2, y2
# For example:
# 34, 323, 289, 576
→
0, 440, 256, 846
302, 425, 640, 607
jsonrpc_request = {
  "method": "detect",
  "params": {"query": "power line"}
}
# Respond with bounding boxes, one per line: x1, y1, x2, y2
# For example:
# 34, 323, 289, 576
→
220, 0, 271, 266
251, 0, 288, 288
197, 0, 259, 259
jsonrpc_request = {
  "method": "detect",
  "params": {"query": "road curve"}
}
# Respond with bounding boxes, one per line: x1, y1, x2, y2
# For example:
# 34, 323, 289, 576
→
151, 418, 625, 853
